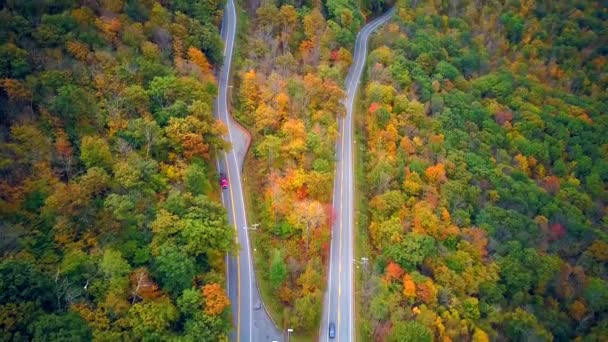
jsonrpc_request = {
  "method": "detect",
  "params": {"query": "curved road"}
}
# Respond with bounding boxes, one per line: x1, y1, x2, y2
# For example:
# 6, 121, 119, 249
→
214, 1, 282, 341
321, 8, 395, 342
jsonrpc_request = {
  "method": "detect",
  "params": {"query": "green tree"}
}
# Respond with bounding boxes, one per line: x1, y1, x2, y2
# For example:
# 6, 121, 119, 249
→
80, 136, 113, 171
502, 308, 553, 341
269, 249, 287, 290
28, 313, 91, 342
127, 296, 179, 338
154, 244, 196, 296
290, 292, 321, 330
177, 288, 203, 317
0, 43, 30, 78
183, 312, 229, 341
584, 278, 608, 313
389, 320, 432, 342
184, 161, 211, 196
100, 249, 131, 280
0, 260, 55, 309
386, 233, 437, 271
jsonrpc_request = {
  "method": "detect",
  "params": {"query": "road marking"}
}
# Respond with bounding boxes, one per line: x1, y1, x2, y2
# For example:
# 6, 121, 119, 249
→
224, 156, 241, 342
341, 10, 395, 342
225, 3, 254, 339
218, 1, 248, 340
337, 115, 347, 336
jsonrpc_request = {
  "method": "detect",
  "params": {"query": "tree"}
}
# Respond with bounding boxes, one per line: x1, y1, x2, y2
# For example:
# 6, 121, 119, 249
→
269, 249, 287, 290
177, 288, 202, 317
0, 43, 30, 78
52, 85, 96, 125
183, 312, 229, 341
125, 118, 163, 158
502, 308, 553, 341
280, 119, 307, 161
154, 244, 196, 296
386, 233, 437, 271
130, 268, 160, 303
370, 216, 403, 250
28, 313, 91, 342
65, 40, 89, 61
292, 200, 326, 252
389, 320, 432, 342
121, 85, 150, 116
584, 278, 608, 313
290, 292, 321, 330
179, 195, 232, 256
1, 78, 31, 104
569, 300, 587, 321
187, 47, 214, 82
298, 261, 322, 295
425, 163, 447, 184
80, 136, 113, 171
416, 280, 438, 305
403, 274, 416, 300
0, 260, 55, 309
0, 301, 42, 341
384, 262, 404, 282
472, 328, 490, 342
184, 162, 211, 196
202, 283, 230, 316
100, 249, 131, 280
462, 297, 480, 320
127, 296, 179, 337
239, 69, 260, 113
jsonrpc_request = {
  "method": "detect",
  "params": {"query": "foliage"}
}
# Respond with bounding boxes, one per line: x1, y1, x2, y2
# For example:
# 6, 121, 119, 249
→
359, 0, 608, 340
235, 0, 355, 334
0, 0, 232, 339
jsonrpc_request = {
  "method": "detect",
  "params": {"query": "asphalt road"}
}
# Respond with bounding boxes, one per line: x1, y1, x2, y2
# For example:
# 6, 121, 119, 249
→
321, 8, 395, 342
214, 1, 282, 341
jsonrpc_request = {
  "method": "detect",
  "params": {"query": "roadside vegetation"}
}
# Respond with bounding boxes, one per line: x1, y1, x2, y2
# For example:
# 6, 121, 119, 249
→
357, 0, 607, 340
0, 0, 234, 340
232, 0, 390, 335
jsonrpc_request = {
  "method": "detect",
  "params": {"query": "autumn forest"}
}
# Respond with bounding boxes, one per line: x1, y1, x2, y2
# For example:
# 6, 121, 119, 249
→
0, 0, 607, 341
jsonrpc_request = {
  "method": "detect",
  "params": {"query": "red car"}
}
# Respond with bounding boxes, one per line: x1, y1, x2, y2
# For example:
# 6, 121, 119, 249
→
220, 173, 228, 189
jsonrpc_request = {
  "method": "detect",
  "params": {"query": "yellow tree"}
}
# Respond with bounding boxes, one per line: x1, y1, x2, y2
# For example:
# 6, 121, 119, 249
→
66, 40, 90, 60
403, 273, 416, 300
280, 119, 307, 161
254, 103, 280, 133
425, 163, 447, 184
240, 69, 261, 113
292, 200, 326, 253
187, 47, 214, 82
202, 283, 230, 316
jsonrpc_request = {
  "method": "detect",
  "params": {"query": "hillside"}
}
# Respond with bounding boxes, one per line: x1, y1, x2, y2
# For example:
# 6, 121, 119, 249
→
357, 0, 607, 340
0, 1, 233, 340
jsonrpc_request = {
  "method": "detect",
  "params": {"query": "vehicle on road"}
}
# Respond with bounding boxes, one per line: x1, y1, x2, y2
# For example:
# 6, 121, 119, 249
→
220, 173, 228, 189
329, 322, 336, 339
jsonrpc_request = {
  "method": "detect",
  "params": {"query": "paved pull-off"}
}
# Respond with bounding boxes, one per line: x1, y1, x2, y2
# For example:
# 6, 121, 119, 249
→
321, 8, 395, 342
214, 0, 282, 341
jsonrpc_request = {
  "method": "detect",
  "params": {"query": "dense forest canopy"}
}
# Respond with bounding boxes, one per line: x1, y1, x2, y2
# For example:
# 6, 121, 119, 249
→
231, 0, 392, 334
358, 0, 607, 340
1, 0, 607, 340
0, 0, 234, 340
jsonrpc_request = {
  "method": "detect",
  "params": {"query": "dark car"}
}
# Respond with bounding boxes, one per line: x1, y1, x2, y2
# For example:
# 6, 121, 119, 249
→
220, 173, 228, 189
328, 322, 335, 339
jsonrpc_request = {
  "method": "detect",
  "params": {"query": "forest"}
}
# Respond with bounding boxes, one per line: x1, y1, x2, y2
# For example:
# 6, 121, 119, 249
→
357, 0, 607, 340
0, 0, 234, 340
1, 0, 607, 341
231, 0, 389, 335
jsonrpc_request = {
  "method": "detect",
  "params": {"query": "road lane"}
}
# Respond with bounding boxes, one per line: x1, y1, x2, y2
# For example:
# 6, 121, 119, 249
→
215, 1, 282, 341
321, 8, 395, 342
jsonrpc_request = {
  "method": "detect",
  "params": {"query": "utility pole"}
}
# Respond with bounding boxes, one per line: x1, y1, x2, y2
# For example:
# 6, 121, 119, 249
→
243, 223, 260, 230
